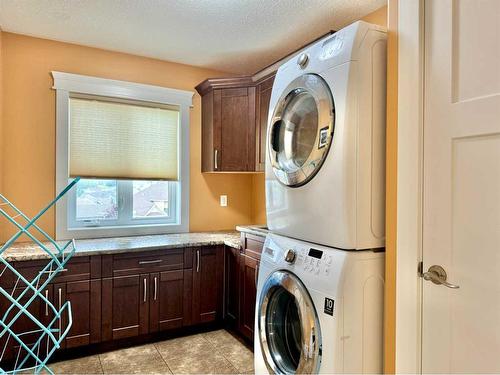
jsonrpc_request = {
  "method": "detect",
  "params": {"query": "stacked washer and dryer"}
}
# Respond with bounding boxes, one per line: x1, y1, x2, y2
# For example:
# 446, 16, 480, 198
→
255, 21, 387, 374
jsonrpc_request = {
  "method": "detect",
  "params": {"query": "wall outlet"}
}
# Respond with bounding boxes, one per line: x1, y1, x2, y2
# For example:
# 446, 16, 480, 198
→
220, 195, 228, 207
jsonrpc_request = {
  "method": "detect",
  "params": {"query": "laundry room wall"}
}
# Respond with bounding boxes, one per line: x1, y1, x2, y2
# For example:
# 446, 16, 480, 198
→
0, 32, 257, 242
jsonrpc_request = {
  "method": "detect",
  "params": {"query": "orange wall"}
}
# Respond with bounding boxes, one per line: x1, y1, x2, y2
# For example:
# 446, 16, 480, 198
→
0, 32, 256, 241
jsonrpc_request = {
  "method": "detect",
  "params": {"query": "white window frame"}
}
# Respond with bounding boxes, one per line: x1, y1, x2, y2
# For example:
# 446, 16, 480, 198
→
67, 179, 178, 228
52, 71, 193, 240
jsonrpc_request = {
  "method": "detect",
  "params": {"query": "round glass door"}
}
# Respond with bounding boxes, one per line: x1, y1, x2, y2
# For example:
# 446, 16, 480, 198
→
268, 74, 335, 187
258, 270, 322, 374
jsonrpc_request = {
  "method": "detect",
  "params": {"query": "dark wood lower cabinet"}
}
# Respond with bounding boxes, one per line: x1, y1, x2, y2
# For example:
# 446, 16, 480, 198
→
54, 279, 101, 349
149, 270, 184, 332
102, 274, 149, 341
0, 285, 53, 364
192, 246, 224, 324
100, 246, 224, 344
224, 232, 265, 344
224, 246, 240, 328
0, 244, 233, 368
239, 254, 259, 341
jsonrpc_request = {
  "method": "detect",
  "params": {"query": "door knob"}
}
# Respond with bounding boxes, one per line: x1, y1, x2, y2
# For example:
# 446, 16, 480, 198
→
421, 265, 459, 289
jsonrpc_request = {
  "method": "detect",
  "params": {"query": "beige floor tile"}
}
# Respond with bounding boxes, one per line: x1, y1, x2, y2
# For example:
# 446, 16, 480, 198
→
99, 344, 171, 374
203, 329, 243, 350
220, 343, 254, 373
48, 355, 103, 374
155, 334, 212, 362
164, 350, 237, 374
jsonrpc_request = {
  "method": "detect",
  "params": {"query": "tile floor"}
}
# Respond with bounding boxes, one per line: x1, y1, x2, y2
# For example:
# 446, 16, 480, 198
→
47, 330, 254, 374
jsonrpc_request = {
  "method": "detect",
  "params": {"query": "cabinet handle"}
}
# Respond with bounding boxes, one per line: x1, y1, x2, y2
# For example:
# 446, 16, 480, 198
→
154, 276, 158, 301
138, 259, 163, 265
58, 288, 62, 338
214, 149, 218, 170
196, 249, 200, 273
45, 290, 49, 316
143, 278, 147, 303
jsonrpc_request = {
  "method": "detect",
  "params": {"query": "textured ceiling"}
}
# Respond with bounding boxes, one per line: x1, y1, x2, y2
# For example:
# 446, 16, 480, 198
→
0, 0, 386, 74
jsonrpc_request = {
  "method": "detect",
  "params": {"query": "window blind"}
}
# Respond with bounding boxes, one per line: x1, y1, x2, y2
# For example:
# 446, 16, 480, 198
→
69, 97, 179, 180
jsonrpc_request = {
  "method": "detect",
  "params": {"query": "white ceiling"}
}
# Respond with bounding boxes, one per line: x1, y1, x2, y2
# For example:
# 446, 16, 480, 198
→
0, 0, 386, 74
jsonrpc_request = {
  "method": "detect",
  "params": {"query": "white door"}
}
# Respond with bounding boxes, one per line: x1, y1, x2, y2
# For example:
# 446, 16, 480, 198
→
422, 0, 500, 373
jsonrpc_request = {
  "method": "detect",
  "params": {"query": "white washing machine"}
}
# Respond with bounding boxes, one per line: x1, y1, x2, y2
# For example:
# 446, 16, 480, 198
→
254, 233, 384, 374
265, 21, 387, 250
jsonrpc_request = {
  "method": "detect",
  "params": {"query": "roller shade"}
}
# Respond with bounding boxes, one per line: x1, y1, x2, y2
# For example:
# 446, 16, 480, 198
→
69, 97, 179, 180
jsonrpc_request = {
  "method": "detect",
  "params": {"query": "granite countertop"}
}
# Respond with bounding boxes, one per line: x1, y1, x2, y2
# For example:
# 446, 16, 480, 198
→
1, 231, 241, 262
235, 225, 268, 237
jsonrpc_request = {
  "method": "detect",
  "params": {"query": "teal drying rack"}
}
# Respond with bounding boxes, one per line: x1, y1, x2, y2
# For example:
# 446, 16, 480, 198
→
0, 178, 80, 374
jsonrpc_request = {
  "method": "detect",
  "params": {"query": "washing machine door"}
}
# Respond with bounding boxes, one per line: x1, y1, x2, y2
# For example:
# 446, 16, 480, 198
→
258, 270, 322, 374
268, 74, 335, 187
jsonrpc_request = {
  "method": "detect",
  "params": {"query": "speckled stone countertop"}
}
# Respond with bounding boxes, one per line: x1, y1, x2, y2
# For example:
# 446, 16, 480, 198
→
235, 225, 268, 238
1, 231, 241, 262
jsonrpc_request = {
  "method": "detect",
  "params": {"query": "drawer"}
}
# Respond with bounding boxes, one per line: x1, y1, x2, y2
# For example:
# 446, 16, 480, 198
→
241, 233, 264, 261
0, 256, 97, 289
111, 249, 184, 277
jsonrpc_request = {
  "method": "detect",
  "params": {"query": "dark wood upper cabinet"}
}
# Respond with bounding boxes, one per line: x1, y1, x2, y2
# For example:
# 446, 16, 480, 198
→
196, 74, 275, 173
255, 74, 275, 171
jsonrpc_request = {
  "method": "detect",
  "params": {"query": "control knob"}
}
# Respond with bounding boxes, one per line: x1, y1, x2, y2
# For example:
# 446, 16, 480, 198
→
284, 249, 296, 264
297, 53, 309, 69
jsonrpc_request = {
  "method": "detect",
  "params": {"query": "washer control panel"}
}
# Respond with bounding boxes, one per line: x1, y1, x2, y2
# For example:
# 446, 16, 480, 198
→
262, 235, 341, 281
296, 248, 334, 277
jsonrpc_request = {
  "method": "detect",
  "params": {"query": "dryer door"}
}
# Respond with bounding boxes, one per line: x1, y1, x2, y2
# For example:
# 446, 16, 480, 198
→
268, 74, 335, 187
258, 270, 322, 374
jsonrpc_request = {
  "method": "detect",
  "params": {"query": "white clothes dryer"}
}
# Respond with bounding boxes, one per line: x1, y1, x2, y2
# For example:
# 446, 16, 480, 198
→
265, 21, 387, 250
254, 233, 385, 374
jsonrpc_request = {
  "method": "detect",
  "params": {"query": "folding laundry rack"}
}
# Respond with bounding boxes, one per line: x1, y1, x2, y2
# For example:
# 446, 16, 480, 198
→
0, 178, 80, 374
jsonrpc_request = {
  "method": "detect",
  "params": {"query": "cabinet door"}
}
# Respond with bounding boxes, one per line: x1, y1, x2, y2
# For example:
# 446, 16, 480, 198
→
54, 279, 101, 349
192, 246, 224, 324
224, 246, 240, 328
255, 74, 275, 171
102, 274, 149, 341
0, 285, 53, 366
149, 270, 184, 332
239, 254, 259, 342
214, 87, 256, 171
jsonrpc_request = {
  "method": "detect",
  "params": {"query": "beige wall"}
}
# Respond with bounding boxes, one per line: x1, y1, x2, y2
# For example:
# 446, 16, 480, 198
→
0, 32, 257, 242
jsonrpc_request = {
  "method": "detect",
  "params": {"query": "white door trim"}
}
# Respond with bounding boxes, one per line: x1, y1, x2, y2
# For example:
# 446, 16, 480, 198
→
396, 0, 424, 373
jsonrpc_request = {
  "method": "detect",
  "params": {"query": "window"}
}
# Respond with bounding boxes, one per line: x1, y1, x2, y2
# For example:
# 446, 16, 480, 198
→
53, 72, 193, 240
68, 179, 177, 228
